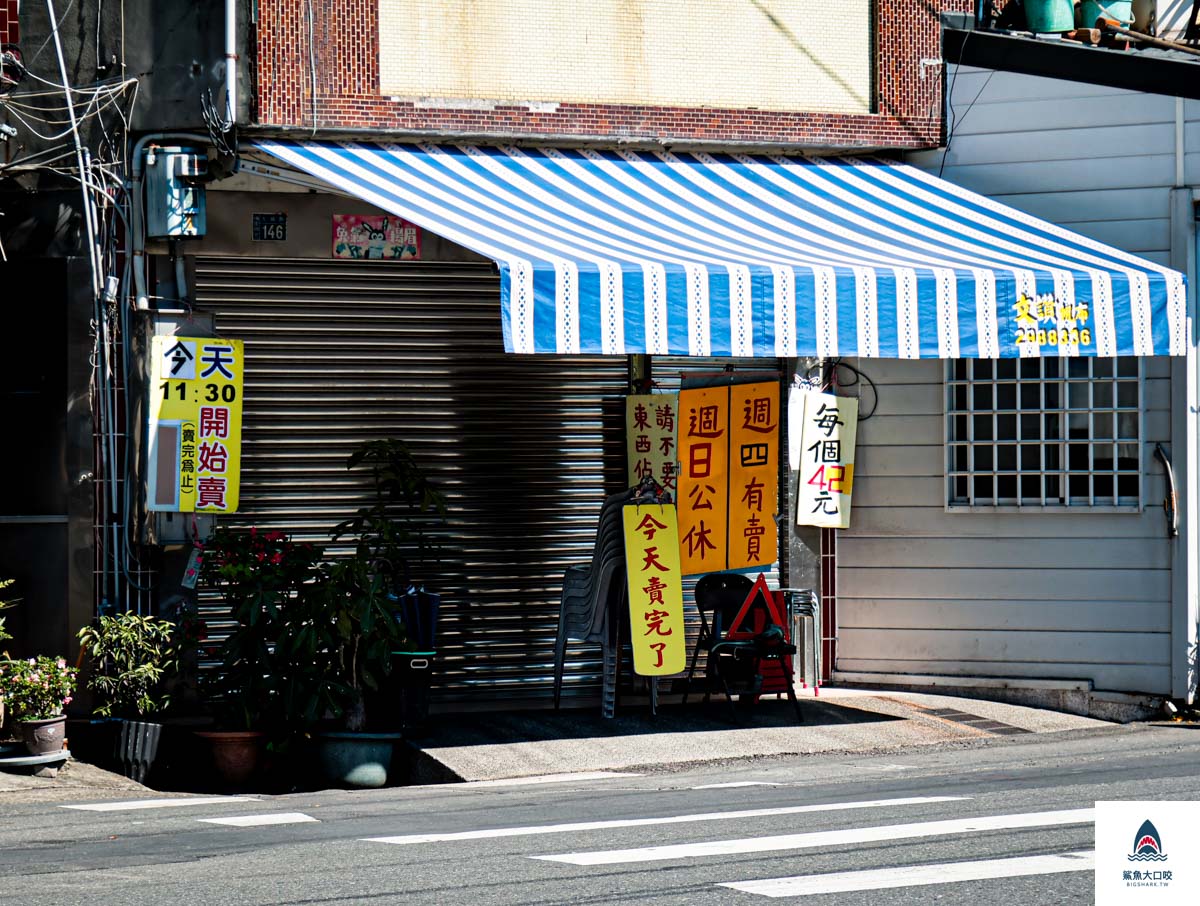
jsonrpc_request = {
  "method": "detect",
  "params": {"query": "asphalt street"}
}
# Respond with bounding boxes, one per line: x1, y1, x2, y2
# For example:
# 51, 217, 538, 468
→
1, 723, 1198, 905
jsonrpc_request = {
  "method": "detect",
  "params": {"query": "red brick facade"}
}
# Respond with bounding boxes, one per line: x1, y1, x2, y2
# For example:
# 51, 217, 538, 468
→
1, 0, 18, 45
256, 1, 973, 151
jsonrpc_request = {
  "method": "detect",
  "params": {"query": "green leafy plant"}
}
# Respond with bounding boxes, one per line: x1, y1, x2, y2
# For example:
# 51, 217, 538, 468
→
76, 613, 181, 719
308, 439, 446, 732
333, 438, 447, 588
0, 656, 77, 721
0, 578, 18, 656
199, 528, 321, 731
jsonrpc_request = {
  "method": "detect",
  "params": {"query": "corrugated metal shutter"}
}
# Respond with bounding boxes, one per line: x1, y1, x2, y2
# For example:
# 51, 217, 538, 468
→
191, 257, 630, 704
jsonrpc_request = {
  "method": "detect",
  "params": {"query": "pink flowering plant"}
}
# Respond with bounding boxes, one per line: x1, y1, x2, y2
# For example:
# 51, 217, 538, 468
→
199, 527, 321, 731
0, 655, 77, 721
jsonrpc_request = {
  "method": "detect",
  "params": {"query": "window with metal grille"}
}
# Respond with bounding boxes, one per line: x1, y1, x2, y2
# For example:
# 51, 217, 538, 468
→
946, 357, 1142, 509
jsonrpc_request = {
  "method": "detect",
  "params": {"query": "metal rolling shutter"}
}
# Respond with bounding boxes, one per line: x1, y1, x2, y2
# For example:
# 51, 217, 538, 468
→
192, 257, 630, 704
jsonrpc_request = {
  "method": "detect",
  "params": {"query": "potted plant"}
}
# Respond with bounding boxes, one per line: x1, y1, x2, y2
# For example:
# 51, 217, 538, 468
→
198, 527, 321, 787
310, 438, 446, 787
76, 612, 181, 783
0, 655, 77, 756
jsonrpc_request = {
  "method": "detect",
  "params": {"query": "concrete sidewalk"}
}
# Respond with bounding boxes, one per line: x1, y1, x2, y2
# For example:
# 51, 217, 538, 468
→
404, 686, 1116, 783
0, 686, 1125, 799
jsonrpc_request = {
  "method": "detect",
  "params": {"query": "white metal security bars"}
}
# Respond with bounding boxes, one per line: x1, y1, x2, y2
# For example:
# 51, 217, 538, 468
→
254, 140, 1188, 359
946, 357, 1142, 508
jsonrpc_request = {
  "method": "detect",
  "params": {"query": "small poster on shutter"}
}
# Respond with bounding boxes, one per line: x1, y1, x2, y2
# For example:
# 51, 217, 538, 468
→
332, 214, 421, 259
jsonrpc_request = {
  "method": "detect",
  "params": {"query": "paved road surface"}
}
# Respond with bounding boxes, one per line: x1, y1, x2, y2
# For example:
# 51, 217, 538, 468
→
1, 724, 1197, 905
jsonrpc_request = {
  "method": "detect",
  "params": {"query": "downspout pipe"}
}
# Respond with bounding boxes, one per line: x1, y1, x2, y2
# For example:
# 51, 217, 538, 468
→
225, 0, 238, 125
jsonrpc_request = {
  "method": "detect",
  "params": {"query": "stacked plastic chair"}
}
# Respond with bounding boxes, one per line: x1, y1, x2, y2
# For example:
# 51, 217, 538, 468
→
553, 488, 631, 717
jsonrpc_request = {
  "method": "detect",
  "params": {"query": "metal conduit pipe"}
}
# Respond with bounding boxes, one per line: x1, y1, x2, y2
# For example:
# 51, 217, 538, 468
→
129, 132, 210, 310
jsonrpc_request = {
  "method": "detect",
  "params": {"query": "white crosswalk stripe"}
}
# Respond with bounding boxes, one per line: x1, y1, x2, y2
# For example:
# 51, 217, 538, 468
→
60, 796, 259, 812
363, 796, 967, 846
197, 812, 318, 828
533, 808, 1094, 865
720, 850, 1095, 898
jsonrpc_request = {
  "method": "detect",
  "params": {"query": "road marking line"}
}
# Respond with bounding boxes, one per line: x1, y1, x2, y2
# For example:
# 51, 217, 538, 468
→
61, 796, 259, 812
362, 796, 968, 846
691, 782, 783, 790
534, 808, 1094, 865
453, 771, 641, 789
720, 850, 1095, 897
197, 812, 318, 827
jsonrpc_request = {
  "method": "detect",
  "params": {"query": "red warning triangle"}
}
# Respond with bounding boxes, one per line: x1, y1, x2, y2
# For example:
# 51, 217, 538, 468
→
725, 573, 788, 639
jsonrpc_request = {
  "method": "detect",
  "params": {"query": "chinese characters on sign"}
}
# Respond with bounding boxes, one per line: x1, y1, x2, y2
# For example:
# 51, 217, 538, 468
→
1013, 291, 1092, 351
676, 381, 779, 575
625, 393, 678, 494
621, 505, 686, 676
332, 214, 421, 260
791, 389, 858, 529
148, 336, 244, 513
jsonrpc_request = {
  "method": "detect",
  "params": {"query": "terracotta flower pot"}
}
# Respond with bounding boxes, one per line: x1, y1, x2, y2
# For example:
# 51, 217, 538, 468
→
20, 715, 67, 756
195, 730, 265, 787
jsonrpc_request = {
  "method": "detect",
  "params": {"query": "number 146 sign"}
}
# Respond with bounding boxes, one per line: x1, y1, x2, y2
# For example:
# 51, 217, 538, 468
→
147, 335, 245, 513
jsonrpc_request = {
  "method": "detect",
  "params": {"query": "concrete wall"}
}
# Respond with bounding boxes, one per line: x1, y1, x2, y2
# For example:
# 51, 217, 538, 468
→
831, 66, 1197, 696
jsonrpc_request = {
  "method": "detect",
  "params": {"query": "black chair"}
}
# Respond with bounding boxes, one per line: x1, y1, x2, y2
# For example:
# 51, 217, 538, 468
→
683, 572, 803, 722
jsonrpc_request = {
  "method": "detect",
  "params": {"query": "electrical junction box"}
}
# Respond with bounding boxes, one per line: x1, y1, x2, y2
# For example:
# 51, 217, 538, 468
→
145, 146, 208, 239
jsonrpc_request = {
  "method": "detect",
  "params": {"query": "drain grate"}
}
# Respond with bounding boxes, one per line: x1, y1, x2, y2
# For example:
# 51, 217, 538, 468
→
922, 707, 1033, 736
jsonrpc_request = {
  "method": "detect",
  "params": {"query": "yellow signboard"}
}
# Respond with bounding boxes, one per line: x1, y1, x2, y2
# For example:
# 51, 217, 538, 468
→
625, 393, 678, 495
622, 505, 686, 676
677, 381, 779, 575
793, 389, 858, 529
148, 336, 245, 513
728, 382, 779, 571
677, 387, 729, 576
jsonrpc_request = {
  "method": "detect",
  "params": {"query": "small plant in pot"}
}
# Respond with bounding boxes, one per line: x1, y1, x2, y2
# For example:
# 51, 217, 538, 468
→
0, 655, 77, 756
310, 439, 445, 788
76, 613, 181, 783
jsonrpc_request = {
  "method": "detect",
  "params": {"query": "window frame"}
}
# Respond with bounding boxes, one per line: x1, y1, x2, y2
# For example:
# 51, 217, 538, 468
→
944, 357, 1144, 514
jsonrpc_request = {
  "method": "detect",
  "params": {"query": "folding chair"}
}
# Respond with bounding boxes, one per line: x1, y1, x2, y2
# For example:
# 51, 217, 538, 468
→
683, 572, 803, 722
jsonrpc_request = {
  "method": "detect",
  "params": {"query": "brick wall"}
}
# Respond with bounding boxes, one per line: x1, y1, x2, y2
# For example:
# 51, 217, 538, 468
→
257, 0, 974, 152
1, 1, 18, 45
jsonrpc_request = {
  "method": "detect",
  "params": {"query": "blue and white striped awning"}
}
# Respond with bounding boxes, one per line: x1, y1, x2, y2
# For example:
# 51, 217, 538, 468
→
256, 140, 1188, 359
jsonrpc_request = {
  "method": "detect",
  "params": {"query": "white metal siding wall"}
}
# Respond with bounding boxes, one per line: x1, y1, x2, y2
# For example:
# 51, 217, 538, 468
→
192, 257, 631, 703
832, 69, 1183, 695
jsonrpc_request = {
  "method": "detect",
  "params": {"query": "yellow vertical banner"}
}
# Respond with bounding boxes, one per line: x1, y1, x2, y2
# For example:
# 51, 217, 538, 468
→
625, 393, 679, 495
793, 390, 858, 529
676, 387, 729, 576
727, 382, 779, 571
148, 336, 245, 513
622, 504, 686, 676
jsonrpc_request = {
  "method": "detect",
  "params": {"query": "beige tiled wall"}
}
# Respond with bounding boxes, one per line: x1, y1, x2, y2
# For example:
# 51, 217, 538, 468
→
379, 0, 872, 114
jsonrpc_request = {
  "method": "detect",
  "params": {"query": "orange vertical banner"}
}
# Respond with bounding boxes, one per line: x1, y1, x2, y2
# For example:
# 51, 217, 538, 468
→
622, 505, 686, 676
677, 387, 729, 576
727, 382, 779, 571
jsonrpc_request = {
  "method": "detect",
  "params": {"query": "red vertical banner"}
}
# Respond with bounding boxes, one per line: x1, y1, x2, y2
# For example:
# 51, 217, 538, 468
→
728, 382, 779, 571
677, 387, 729, 576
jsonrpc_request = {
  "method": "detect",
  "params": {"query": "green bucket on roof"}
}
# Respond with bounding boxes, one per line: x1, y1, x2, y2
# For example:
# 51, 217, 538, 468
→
1024, 0, 1075, 32
1078, 1, 1134, 27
